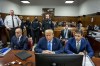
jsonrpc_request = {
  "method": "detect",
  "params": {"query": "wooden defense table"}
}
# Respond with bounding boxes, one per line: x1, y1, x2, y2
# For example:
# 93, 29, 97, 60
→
0, 50, 100, 66
87, 36, 100, 57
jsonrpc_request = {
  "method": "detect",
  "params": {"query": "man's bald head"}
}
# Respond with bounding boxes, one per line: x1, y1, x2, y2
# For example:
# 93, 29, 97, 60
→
15, 28, 22, 38
10, 10, 14, 16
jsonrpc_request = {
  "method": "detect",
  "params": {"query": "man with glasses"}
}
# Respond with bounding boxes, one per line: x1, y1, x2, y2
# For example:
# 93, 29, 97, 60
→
10, 28, 28, 50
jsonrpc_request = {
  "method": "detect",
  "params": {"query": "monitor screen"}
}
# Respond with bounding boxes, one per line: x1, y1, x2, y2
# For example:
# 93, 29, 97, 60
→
35, 54, 83, 66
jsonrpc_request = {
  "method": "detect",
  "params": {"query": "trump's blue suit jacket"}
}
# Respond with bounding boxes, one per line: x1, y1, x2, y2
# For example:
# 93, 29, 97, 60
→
64, 37, 94, 57
11, 36, 28, 50
34, 37, 63, 54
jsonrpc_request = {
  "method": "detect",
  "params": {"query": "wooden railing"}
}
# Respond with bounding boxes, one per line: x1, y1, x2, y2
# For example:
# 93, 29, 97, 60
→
54, 27, 87, 38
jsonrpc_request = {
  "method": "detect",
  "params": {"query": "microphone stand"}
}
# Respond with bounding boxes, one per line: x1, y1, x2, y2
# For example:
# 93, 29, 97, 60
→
83, 38, 87, 66
83, 50, 86, 66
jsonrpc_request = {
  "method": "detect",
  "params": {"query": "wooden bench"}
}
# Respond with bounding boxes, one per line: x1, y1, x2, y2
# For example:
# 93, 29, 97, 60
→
54, 27, 87, 38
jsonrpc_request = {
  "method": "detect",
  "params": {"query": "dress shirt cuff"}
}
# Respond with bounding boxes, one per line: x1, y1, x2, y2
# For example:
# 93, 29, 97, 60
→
52, 51, 55, 54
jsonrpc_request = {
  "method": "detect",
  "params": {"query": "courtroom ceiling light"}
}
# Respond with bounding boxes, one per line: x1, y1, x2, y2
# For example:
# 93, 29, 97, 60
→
20, 0, 30, 4
65, 0, 74, 3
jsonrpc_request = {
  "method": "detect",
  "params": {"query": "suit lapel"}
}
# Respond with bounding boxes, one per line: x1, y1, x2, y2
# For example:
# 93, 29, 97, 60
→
62, 30, 65, 38
79, 39, 85, 52
73, 39, 77, 51
52, 38, 54, 50
45, 38, 48, 49
52, 38, 56, 51
67, 29, 70, 38
19, 36, 22, 44
15, 37, 18, 45
71, 38, 78, 52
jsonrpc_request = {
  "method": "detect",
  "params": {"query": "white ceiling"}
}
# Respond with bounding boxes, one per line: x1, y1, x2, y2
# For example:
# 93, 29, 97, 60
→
9, 0, 87, 6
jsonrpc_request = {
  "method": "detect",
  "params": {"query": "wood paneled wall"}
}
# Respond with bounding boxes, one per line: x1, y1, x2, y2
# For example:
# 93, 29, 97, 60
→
53, 16, 78, 22
79, 15, 100, 27
21, 16, 43, 22
94, 16, 100, 25
0, 12, 78, 22
19, 16, 79, 23
0, 12, 100, 26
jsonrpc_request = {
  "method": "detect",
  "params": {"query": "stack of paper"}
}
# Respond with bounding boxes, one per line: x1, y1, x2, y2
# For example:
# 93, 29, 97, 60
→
82, 55, 95, 66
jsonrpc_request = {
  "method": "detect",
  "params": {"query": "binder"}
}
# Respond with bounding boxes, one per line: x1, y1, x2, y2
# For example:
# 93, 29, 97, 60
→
15, 50, 32, 60
0, 48, 11, 57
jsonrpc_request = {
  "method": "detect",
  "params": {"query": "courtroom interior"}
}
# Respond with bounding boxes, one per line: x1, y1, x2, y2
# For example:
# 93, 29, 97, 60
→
0, 0, 100, 66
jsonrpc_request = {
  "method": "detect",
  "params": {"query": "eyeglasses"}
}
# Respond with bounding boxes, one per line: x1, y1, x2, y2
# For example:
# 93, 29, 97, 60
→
15, 32, 20, 34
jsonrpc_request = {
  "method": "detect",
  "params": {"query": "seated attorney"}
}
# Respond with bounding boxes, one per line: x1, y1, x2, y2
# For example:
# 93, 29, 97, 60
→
60, 24, 72, 46
11, 28, 28, 50
64, 30, 94, 58
34, 29, 63, 54
94, 24, 99, 31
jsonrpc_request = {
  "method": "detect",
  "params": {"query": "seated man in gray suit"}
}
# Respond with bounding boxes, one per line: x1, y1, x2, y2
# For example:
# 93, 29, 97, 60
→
11, 28, 28, 50
60, 24, 72, 46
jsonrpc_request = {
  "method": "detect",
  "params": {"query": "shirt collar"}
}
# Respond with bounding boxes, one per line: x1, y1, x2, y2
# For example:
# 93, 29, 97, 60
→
76, 39, 81, 43
64, 28, 68, 31
48, 39, 53, 43
18, 35, 22, 40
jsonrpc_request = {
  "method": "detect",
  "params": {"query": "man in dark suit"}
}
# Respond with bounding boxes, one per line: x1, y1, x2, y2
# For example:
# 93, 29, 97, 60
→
87, 24, 94, 35
42, 14, 54, 32
0, 14, 7, 48
11, 28, 28, 50
60, 24, 72, 46
31, 16, 41, 44
34, 29, 63, 54
64, 30, 94, 58
25, 17, 31, 37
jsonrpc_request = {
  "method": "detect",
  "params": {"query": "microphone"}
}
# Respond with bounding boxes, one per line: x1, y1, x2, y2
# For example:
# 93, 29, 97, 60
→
83, 38, 87, 66
83, 38, 96, 66
52, 62, 57, 66
83, 51, 86, 66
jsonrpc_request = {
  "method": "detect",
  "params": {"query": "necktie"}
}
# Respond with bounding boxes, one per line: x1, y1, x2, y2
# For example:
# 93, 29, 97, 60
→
76, 42, 80, 52
64, 30, 68, 38
47, 41, 52, 51
12, 16, 15, 28
64, 30, 66, 37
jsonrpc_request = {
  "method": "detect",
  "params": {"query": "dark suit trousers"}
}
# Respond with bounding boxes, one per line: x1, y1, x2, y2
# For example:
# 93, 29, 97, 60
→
9, 28, 15, 41
32, 30, 40, 44
0, 27, 7, 47
26, 28, 31, 37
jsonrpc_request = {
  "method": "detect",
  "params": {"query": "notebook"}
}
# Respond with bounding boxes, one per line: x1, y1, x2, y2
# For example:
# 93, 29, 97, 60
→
0, 48, 11, 57
15, 50, 32, 60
